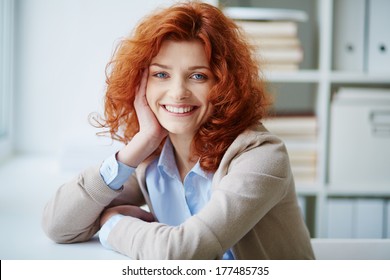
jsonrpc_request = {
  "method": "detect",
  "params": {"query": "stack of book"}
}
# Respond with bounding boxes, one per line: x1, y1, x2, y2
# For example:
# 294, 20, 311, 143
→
262, 114, 317, 184
223, 7, 307, 71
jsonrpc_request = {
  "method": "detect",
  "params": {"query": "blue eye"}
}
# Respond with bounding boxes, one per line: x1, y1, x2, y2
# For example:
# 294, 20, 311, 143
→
191, 73, 206, 80
154, 72, 169, 79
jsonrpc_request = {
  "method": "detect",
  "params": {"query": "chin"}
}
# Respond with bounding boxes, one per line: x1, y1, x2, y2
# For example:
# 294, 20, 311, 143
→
164, 126, 196, 137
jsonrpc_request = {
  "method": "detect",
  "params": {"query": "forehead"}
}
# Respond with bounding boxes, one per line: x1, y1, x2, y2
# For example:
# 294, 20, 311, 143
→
151, 40, 209, 66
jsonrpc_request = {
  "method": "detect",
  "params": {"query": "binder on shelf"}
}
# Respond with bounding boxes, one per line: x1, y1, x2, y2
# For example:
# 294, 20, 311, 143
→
327, 198, 385, 238
367, 0, 390, 73
355, 199, 384, 238
327, 198, 354, 238
386, 200, 390, 238
333, 0, 366, 71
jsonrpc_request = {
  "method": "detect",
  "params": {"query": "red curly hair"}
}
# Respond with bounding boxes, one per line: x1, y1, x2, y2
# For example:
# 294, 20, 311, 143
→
101, 1, 270, 172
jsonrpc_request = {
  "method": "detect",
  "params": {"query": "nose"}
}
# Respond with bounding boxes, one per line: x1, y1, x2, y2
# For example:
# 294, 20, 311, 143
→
168, 77, 190, 101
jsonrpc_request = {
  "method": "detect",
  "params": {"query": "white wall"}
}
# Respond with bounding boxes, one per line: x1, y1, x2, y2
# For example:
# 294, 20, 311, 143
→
14, 0, 216, 169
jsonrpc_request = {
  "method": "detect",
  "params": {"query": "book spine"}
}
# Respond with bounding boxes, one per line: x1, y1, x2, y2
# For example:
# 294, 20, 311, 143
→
235, 21, 298, 37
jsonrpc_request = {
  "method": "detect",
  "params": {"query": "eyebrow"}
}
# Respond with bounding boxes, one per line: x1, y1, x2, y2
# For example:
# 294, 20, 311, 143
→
150, 63, 211, 71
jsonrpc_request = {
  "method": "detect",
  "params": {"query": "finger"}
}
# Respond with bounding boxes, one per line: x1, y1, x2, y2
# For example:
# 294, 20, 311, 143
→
139, 69, 148, 94
113, 205, 155, 222
127, 206, 155, 222
138, 209, 155, 222
135, 69, 148, 105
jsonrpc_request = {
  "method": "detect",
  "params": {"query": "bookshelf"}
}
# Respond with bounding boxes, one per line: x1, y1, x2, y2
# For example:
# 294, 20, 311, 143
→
220, 0, 390, 238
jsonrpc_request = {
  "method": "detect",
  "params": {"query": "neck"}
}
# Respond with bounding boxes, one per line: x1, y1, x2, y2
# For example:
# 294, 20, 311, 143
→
169, 134, 198, 182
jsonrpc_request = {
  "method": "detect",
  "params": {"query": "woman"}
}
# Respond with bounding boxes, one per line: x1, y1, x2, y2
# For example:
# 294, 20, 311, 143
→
42, 1, 314, 260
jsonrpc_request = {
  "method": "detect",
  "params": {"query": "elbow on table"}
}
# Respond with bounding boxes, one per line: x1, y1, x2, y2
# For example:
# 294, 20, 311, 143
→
42, 218, 97, 244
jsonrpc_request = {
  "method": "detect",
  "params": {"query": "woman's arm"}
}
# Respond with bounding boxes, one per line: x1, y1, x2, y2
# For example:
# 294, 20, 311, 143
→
42, 165, 149, 243
104, 137, 292, 259
42, 165, 120, 243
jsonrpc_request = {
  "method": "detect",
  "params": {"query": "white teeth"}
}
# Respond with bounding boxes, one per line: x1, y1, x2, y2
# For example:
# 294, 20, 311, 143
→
165, 105, 194, 114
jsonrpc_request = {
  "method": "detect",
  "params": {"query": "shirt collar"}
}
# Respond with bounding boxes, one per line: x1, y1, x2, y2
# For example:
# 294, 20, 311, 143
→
190, 160, 214, 181
157, 137, 180, 180
157, 137, 213, 181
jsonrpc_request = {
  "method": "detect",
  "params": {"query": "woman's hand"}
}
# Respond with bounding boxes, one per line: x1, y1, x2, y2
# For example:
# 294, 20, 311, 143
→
100, 205, 155, 227
116, 69, 167, 167
134, 69, 168, 142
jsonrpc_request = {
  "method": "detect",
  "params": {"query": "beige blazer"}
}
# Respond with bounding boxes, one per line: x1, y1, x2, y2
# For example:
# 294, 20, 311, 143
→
42, 124, 315, 259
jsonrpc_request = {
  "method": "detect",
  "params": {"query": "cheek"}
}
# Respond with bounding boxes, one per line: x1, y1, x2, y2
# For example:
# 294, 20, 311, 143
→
205, 103, 214, 119
202, 89, 213, 112
145, 89, 161, 119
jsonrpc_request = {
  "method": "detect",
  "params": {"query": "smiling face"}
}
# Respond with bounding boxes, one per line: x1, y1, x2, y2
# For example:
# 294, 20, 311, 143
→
146, 40, 215, 139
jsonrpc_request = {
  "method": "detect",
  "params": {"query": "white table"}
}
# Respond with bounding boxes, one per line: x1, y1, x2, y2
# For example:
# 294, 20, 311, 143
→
0, 155, 128, 260
2, 155, 390, 260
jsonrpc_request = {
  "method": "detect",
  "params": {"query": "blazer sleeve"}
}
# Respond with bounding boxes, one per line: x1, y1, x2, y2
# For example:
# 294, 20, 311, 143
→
106, 138, 291, 259
42, 164, 144, 243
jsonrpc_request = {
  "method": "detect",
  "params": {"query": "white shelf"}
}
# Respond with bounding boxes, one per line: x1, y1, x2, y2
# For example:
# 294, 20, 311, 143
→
326, 184, 390, 197
227, 0, 390, 238
330, 72, 390, 84
263, 70, 390, 84
263, 70, 321, 83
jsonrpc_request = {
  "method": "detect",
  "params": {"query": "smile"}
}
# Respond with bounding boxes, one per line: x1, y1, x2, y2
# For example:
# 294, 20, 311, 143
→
163, 105, 196, 114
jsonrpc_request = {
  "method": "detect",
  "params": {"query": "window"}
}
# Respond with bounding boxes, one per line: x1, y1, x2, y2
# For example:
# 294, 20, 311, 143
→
0, 0, 14, 159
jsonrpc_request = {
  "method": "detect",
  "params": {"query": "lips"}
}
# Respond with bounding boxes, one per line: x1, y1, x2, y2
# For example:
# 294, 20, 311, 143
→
163, 105, 197, 114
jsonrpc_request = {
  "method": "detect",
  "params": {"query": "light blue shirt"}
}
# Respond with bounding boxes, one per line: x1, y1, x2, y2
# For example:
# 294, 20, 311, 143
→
99, 138, 234, 259
146, 137, 213, 226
